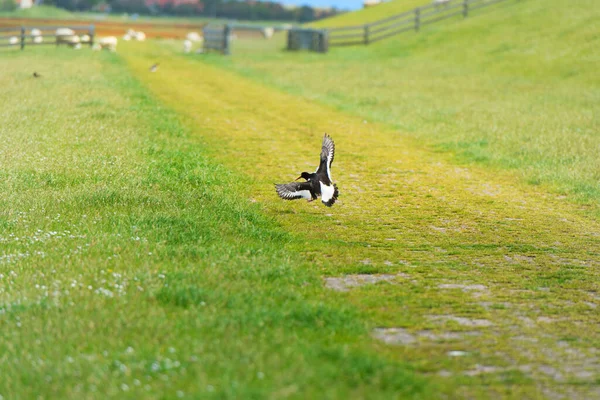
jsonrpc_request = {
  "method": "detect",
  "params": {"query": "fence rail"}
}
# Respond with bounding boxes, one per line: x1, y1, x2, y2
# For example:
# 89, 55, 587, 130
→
0, 25, 94, 49
328, 0, 515, 46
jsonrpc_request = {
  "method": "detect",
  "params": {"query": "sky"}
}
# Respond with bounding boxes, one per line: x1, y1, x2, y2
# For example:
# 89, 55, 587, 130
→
276, 1, 363, 10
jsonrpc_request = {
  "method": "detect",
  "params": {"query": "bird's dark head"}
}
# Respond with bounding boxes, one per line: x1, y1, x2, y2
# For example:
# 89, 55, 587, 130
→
295, 172, 312, 181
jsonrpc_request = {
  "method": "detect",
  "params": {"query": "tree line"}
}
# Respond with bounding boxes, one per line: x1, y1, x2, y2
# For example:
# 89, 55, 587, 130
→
41, 0, 343, 22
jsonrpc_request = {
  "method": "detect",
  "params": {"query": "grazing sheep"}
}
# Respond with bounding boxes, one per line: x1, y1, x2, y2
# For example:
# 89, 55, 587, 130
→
56, 28, 81, 47
80, 34, 91, 43
122, 33, 131, 41
262, 27, 274, 39
183, 39, 192, 53
96, 36, 118, 52
186, 31, 202, 42
135, 31, 146, 41
31, 29, 43, 44
9, 36, 19, 45
432, 0, 451, 8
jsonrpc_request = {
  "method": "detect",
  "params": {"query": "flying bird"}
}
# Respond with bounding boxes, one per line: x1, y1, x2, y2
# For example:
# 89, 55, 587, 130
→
275, 134, 339, 207
33, 72, 41, 78
149, 63, 159, 72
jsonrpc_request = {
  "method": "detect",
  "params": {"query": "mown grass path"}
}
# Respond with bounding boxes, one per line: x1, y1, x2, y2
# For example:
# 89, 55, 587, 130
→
122, 41, 599, 399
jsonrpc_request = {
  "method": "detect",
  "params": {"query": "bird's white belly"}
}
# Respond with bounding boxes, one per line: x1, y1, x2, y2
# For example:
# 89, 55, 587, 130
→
320, 182, 335, 202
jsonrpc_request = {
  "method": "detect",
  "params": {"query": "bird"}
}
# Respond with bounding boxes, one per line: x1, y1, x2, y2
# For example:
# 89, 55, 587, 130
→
149, 63, 159, 72
275, 133, 339, 207
33, 72, 41, 78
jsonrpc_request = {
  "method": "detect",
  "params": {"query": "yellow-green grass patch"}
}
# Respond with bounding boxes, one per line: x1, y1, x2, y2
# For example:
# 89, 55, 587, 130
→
122, 40, 599, 398
310, 0, 429, 28
205, 0, 600, 210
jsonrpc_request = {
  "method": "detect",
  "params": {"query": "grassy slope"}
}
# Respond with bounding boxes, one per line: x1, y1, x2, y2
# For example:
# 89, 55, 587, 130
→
209, 0, 600, 208
311, 0, 428, 28
122, 41, 599, 399
0, 49, 430, 399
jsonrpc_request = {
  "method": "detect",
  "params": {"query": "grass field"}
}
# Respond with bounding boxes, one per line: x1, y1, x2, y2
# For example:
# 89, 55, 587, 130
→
0, 48, 431, 399
206, 0, 600, 210
1, 0, 599, 397
310, 0, 427, 28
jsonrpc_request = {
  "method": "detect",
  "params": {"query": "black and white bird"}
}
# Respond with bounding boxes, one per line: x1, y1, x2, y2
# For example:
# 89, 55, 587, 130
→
275, 134, 339, 207
33, 72, 41, 78
149, 63, 159, 72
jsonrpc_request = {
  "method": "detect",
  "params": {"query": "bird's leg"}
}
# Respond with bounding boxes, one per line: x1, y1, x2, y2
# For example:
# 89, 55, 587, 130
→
307, 198, 314, 202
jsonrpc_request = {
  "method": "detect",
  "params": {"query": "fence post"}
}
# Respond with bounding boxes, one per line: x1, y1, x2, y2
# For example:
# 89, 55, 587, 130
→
223, 24, 231, 55
363, 24, 370, 45
415, 8, 420, 32
20, 26, 25, 50
89, 24, 95, 48
463, 0, 469, 17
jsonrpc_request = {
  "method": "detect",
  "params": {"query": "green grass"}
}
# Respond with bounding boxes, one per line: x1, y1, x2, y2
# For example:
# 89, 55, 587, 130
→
121, 39, 599, 398
205, 0, 600, 208
0, 48, 430, 399
310, 0, 429, 28
1, 0, 600, 395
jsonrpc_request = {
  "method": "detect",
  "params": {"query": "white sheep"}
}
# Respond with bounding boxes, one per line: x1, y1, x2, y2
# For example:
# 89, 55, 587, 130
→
80, 34, 91, 43
126, 28, 136, 36
55, 28, 80, 47
262, 27, 274, 39
432, 0, 451, 8
135, 31, 146, 41
31, 29, 43, 44
186, 31, 202, 42
183, 39, 192, 53
122, 33, 131, 41
97, 36, 118, 52
9, 36, 19, 45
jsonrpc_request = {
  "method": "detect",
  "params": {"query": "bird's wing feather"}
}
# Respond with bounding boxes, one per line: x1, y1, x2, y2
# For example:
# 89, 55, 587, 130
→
275, 182, 313, 201
320, 182, 339, 207
316, 134, 335, 179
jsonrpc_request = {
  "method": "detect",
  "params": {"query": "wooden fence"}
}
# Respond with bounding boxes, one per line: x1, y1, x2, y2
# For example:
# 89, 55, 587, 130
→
0, 25, 94, 50
329, 0, 514, 46
202, 24, 231, 55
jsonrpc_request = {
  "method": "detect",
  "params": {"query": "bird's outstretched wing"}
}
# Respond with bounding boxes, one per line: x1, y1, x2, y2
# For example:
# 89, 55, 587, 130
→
275, 182, 314, 201
316, 134, 335, 179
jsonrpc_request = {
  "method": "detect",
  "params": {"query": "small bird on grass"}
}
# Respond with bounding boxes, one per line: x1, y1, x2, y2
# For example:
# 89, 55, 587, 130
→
149, 63, 159, 72
275, 133, 339, 207
33, 72, 41, 78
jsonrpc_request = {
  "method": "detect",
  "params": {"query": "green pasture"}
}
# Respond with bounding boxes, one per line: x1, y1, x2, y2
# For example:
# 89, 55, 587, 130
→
310, 0, 427, 28
0, 0, 599, 397
0, 48, 429, 399
206, 0, 600, 209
